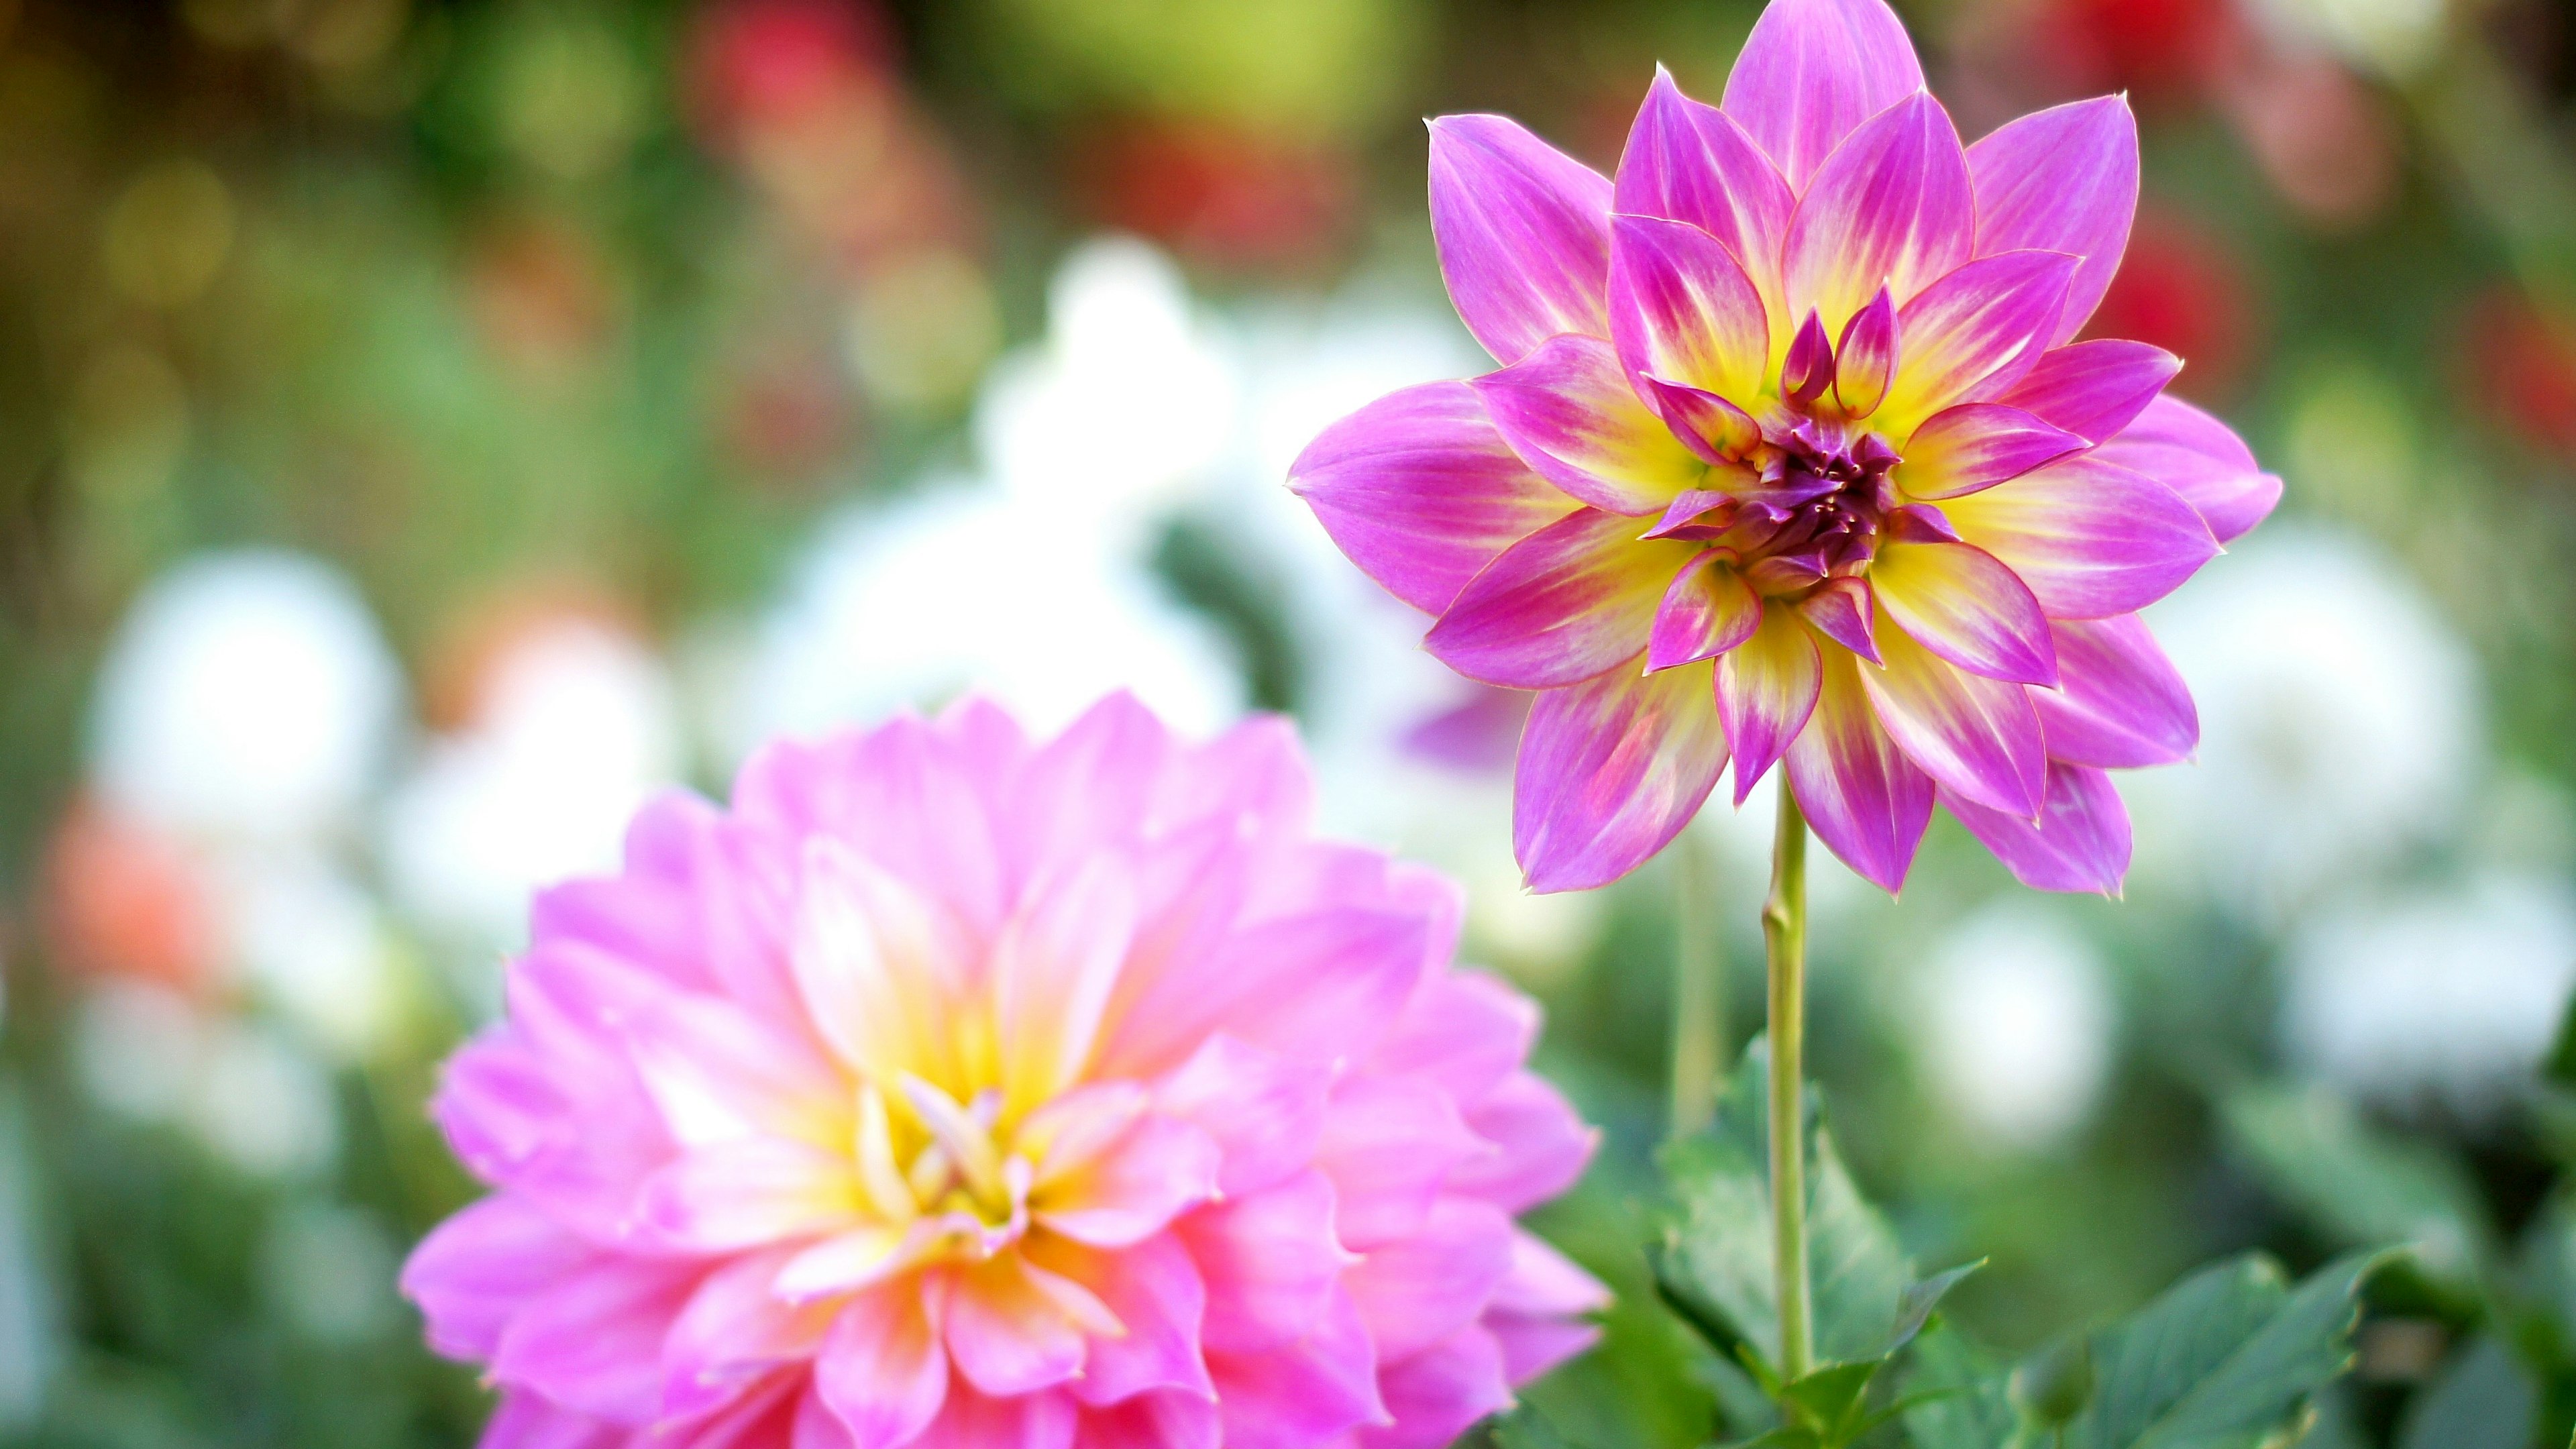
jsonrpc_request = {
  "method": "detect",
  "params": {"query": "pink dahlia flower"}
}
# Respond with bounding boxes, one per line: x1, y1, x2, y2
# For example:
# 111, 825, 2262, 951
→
401, 694, 1605, 1449
1292, 0, 2281, 896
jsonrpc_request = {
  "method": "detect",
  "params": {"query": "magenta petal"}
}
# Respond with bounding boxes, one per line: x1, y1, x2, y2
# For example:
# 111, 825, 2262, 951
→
1638, 377, 1762, 465
1608, 213, 1770, 408
1155, 1034, 1334, 1197
1898, 402, 2086, 499
1966, 96, 2140, 347
1941, 452, 2220, 618
1996, 339, 2180, 443
2088, 394, 2283, 543
1614, 69, 1794, 331
1177, 1171, 1348, 1355
635, 1138, 859, 1253
1719, 0, 1927, 189
1868, 540, 2059, 685
1208, 1292, 1387, 1449
402, 1195, 594, 1363
1647, 553, 1763, 671
1786, 651, 1935, 893
1371, 971, 1540, 1105
661, 1250, 838, 1419
1858, 625, 2047, 818
1879, 250, 2078, 430
1794, 576, 1879, 663
1041, 1235, 1212, 1407
1429, 114, 1615, 365
1363, 1328, 1515, 1449
478, 1393, 627, 1449
1447, 1070, 1595, 1214
1943, 762, 2132, 894
1472, 334, 1711, 515
1782, 93, 1976, 336
1034, 1114, 1222, 1248
1313, 1073, 1487, 1248
1513, 657, 1730, 892
908, 1386, 1078, 1449
490, 1256, 703, 1423
1291, 381, 1581, 615
1346, 1198, 1517, 1362
2034, 614, 2198, 767
1717, 602, 1823, 805
1834, 287, 1898, 419
1426, 506, 1697, 688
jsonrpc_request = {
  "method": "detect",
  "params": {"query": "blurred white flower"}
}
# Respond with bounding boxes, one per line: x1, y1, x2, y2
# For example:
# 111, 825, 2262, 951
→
71, 981, 338, 1179
2247, 0, 2447, 76
2134, 527, 2477, 921
383, 620, 681, 960
1914, 903, 2118, 1152
2283, 873, 2576, 1120
225, 852, 407, 1065
89, 550, 401, 847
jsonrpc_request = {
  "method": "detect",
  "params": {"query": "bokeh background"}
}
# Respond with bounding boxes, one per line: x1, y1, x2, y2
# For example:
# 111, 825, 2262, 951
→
0, 0, 2573, 1443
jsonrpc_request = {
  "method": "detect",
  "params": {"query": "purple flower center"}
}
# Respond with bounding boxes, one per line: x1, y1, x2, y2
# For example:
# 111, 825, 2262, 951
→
1649, 416, 1907, 598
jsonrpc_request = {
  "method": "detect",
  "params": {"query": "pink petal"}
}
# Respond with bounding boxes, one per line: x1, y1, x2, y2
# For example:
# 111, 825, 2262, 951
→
1608, 213, 1770, 410
1995, 339, 2179, 443
1786, 650, 1936, 893
790, 839, 970, 1089
402, 1195, 595, 1362
1782, 308, 1837, 407
1635, 376, 1762, 465
1512, 657, 1730, 892
2087, 394, 2282, 543
1315, 1074, 1490, 1250
635, 1137, 861, 1253
1488, 1230, 1612, 1322
1717, 601, 1823, 805
1346, 1199, 1517, 1362
1877, 250, 2079, 433
1071, 1391, 1221, 1449
1857, 625, 2047, 817
1942, 762, 2132, 894
622, 985, 847, 1152
1371, 970, 1540, 1106
490, 1256, 705, 1424
2034, 614, 2198, 767
1613, 68, 1795, 345
1429, 115, 1615, 364
1426, 506, 1697, 688
1940, 452, 2219, 618
1966, 97, 2139, 347
1781, 93, 1976, 338
1155, 1034, 1335, 1197
1103, 903, 1429, 1079
1868, 540, 2059, 685
1446, 1071, 1597, 1214
993, 856, 1139, 1114
1360, 1327, 1514, 1449
1835, 286, 1899, 418
945, 1255, 1097, 1397
816, 1282, 949, 1449
1024, 1234, 1214, 1406
1209, 1292, 1387, 1449
1897, 402, 2086, 499
1488, 1315, 1601, 1385
661, 1249, 839, 1419
478, 1393, 627, 1449
1034, 1114, 1222, 1249
1289, 381, 1581, 616
910, 1387, 1079, 1449
1647, 552, 1764, 671
1470, 335, 1712, 515
1795, 576, 1880, 662
1178, 1171, 1352, 1356
1719, 0, 1927, 189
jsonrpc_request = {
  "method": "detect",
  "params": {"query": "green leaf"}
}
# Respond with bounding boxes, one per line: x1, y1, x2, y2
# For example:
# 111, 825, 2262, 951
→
1892, 1260, 1984, 1356
1487, 1405, 1585, 1449
2068, 1249, 2394, 1449
1900, 1323, 2021, 1449
2393, 1336, 2538, 1449
2220, 1083, 2487, 1294
1781, 1360, 1881, 1441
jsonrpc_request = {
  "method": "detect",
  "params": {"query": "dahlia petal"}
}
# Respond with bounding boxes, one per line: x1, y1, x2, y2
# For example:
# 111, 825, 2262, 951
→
774, 1222, 927, 1303
1018, 1083, 1150, 1185
1488, 1230, 1612, 1322
1106, 904, 1430, 1080
1207, 1292, 1388, 1449
1794, 576, 1879, 663
1023, 1234, 1214, 1406
1635, 378, 1762, 466
1782, 309, 1837, 407
794, 1389, 859, 1449
623, 987, 847, 1155
1886, 502, 1962, 544
1896, 402, 2086, 499
1876, 250, 2078, 433
1370, 971, 1540, 1108
792, 839, 965, 1088
1868, 540, 2059, 685
1939, 452, 2219, 617
1428, 114, 1615, 364
995, 855, 1139, 1116
1780, 93, 1976, 337
1834, 287, 1899, 419
1720, 0, 1927, 189
2033, 614, 2198, 767
1315, 1074, 1489, 1250
1360, 1327, 1514, 1449
1966, 96, 2139, 347
2088, 394, 2282, 543
1512, 657, 1730, 893
1035, 1114, 1222, 1248
1004, 694, 1179, 891
1470, 335, 1712, 515
490, 1256, 704, 1424
1717, 601, 1823, 805
1445, 1071, 1597, 1214
1647, 552, 1763, 672
1858, 623, 2047, 816
669, 1377, 807, 1449
1426, 506, 1698, 688
1785, 650, 1936, 893
946, 1255, 1095, 1396
1487, 1315, 1602, 1385
402, 1195, 595, 1362
1347, 1198, 1518, 1361
479, 1393, 629, 1449
1155, 1034, 1335, 1197
661, 1249, 839, 1419
1994, 339, 2179, 443
1072, 1391, 1222, 1449
637, 1137, 863, 1253
910, 1387, 1080, 1449
1608, 213, 1770, 409
1177, 1171, 1350, 1356
1289, 380, 1582, 616
1614, 69, 1795, 344
1942, 762, 2133, 894
747, 715, 1010, 943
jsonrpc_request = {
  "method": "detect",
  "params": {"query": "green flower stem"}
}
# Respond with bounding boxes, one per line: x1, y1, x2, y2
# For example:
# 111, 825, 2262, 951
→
1670, 829, 1721, 1138
1763, 786, 1814, 1384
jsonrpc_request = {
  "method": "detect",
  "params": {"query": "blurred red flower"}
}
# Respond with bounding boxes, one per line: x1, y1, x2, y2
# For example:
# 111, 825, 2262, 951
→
1076, 118, 1355, 272
41, 796, 222, 995
2462, 287, 2576, 458
2084, 208, 2261, 400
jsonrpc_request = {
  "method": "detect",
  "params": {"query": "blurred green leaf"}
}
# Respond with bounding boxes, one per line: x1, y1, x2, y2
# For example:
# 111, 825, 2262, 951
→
1901, 1323, 2022, 1449
2394, 1336, 2538, 1449
2221, 1083, 2488, 1296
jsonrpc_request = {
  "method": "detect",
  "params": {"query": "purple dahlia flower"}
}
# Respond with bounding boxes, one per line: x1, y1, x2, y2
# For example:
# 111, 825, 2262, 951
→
1293, 0, 2280, 894
402, 694, 1605, 1449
